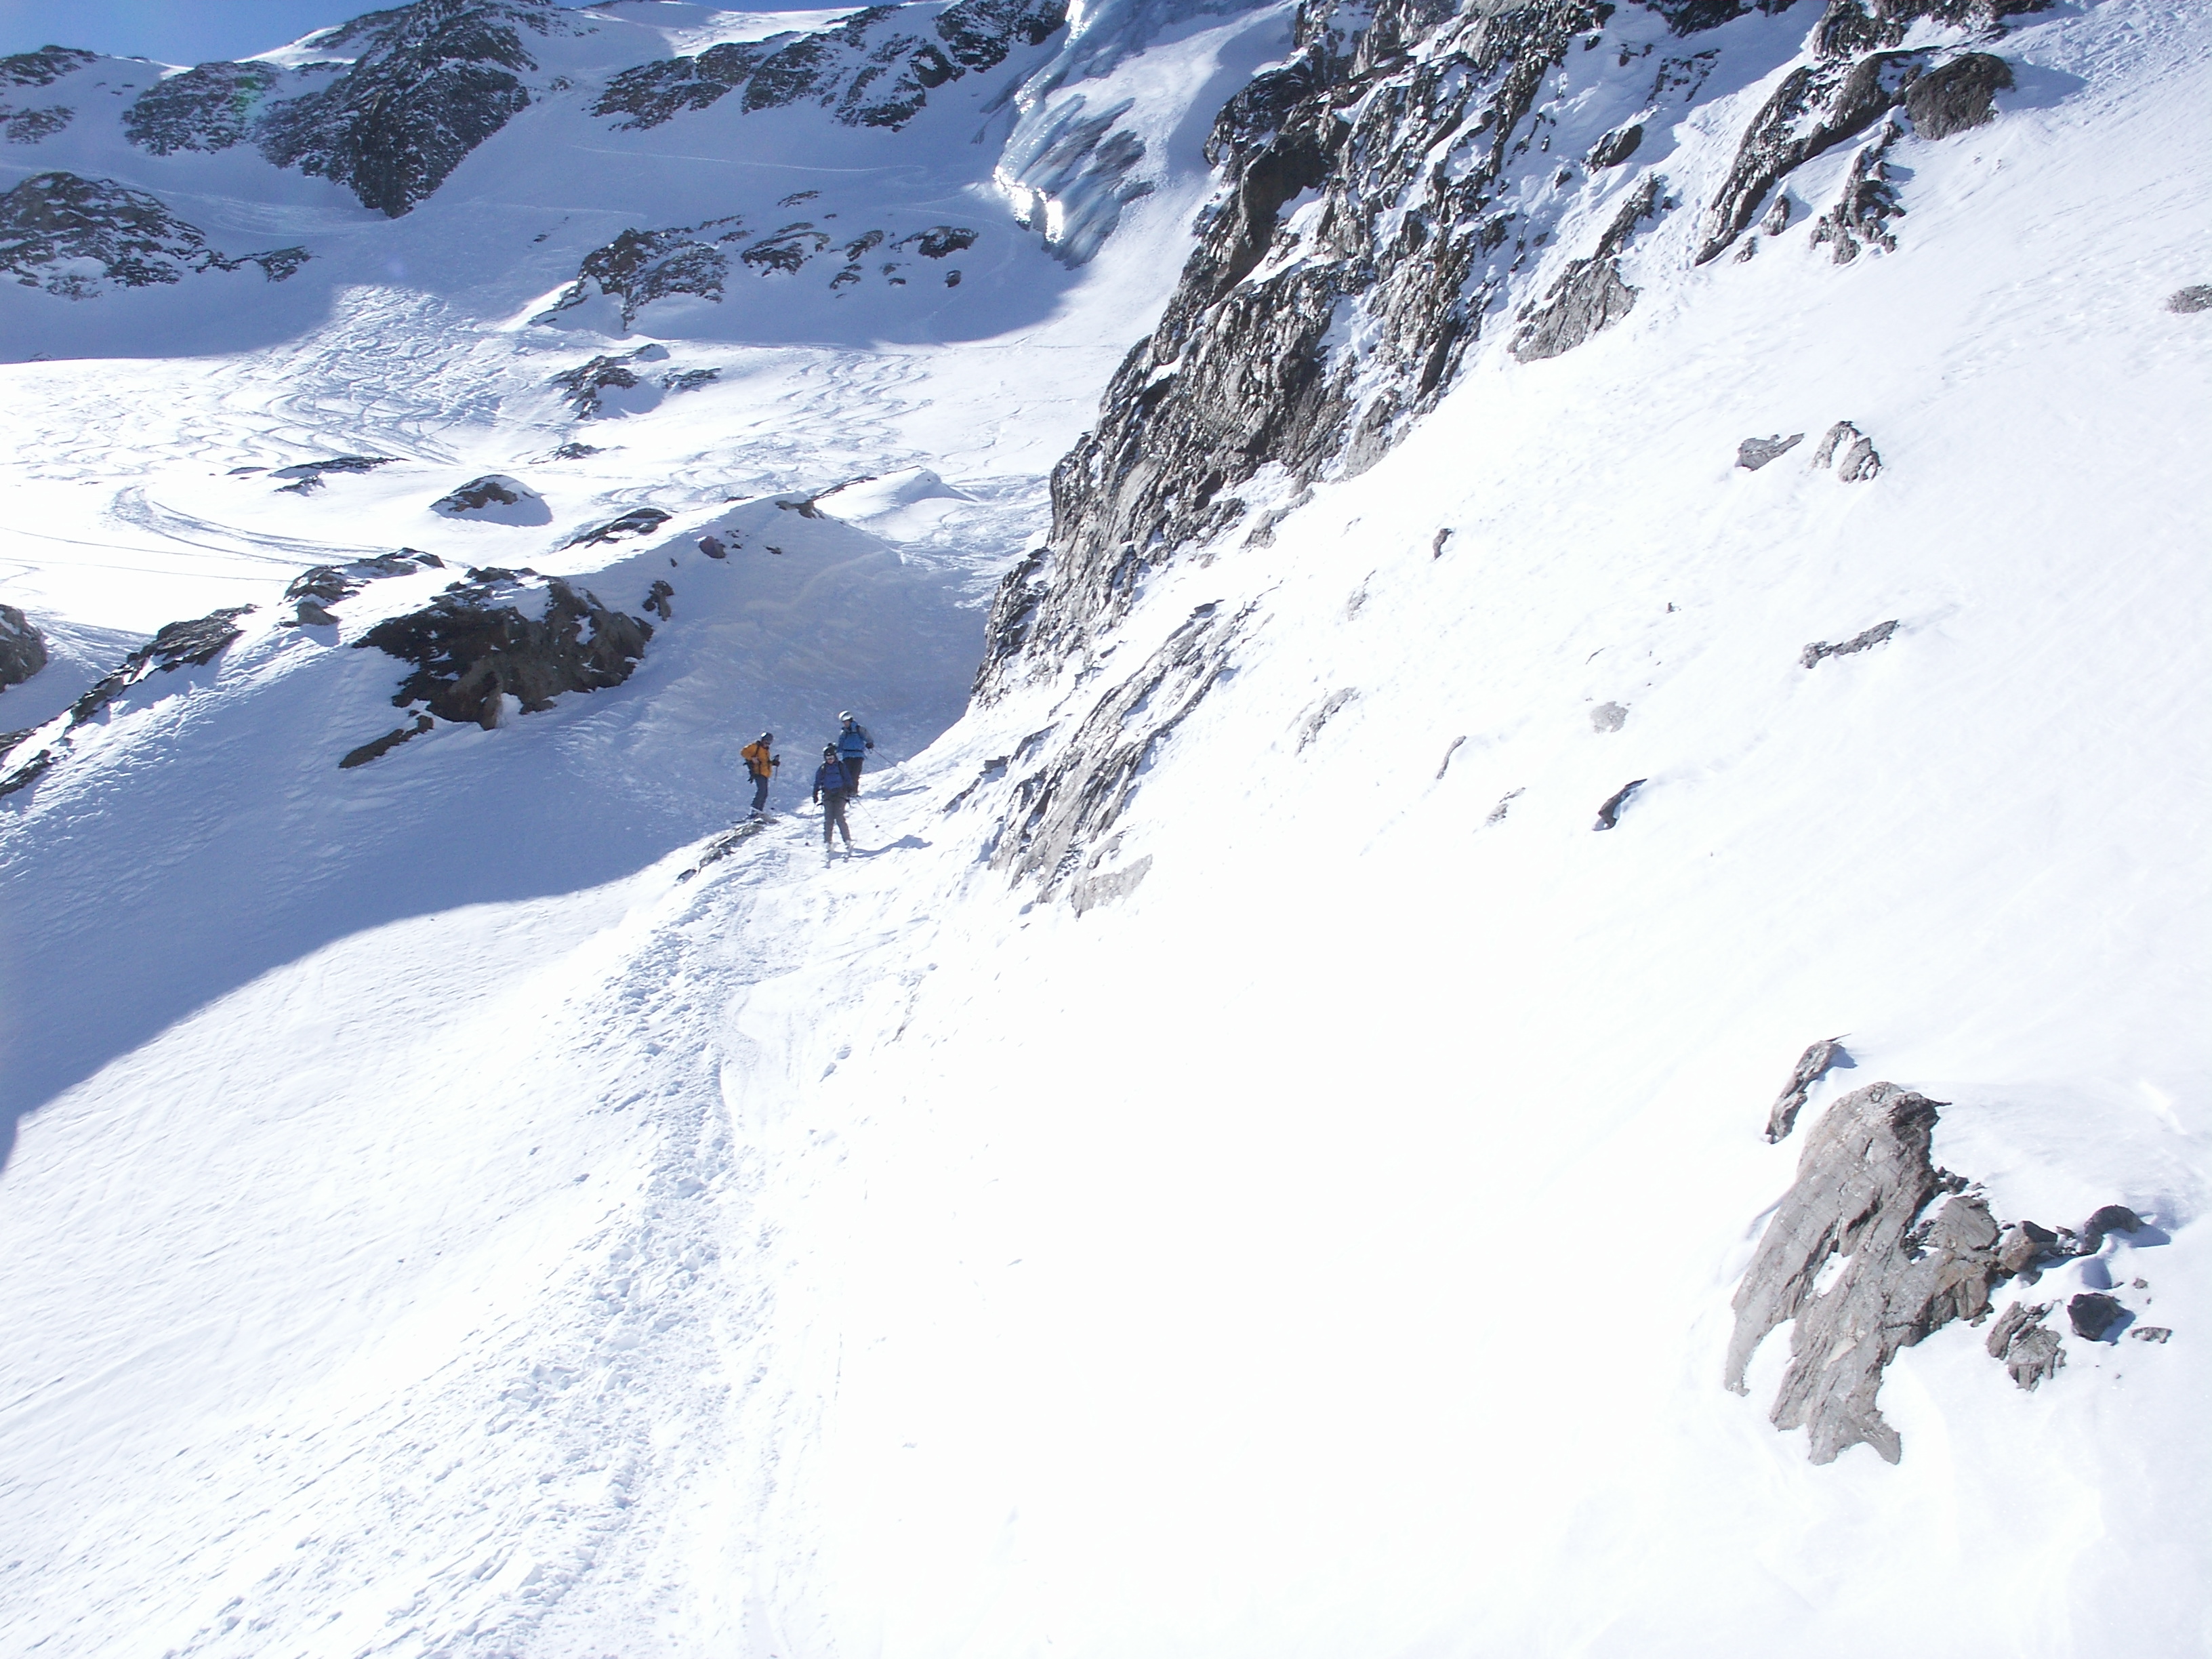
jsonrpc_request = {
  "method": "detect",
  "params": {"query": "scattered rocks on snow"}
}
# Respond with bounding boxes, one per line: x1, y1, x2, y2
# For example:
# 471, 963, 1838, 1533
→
2130, 1326, 2171, 1343
1737, 432, 1803, 469
1809, 135, 1904, 263
0, 171, 308, 298
271, 455, 398, 494
430, 474, 550, 525
1904, 52, 2013, 139
1, 605, 256, 798
548, 346, 698, 417
2068, 1292, 2125, 1341
1811, 419, 1882, 480
1593, 777, 1646, 830
534, 218, 747, 327
1801, 619, 1900, 670
350, 573, 653, 739
0, 602, 47, 690
1764, 1036, 1847, 1142
1296, 687, 1357, 751
1727, 1082, 2007, 1463
2169, 286, 2212, 314
592, 0, 1067, 133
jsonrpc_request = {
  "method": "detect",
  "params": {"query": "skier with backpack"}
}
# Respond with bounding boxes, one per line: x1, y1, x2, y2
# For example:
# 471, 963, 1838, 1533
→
834, 711, 874, 795
741, 731, 778, 817
813, 743, 855, 857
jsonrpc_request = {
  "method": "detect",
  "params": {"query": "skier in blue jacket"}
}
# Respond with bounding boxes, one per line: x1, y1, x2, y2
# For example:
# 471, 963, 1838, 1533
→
835, 711, 874, 795
812, 743, 855, 855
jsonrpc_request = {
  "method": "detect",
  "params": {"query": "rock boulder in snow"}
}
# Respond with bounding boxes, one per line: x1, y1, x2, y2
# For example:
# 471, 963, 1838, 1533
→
1736, 433, 1803, 470
1904, 52, 2013, 140
2166, 285, 2212, 314
430, 474, 550, 525
1727, 1082, 2007, 1463
352, 573, 653, 734
1811, 419, 1882, 480
0, 602, 47, 691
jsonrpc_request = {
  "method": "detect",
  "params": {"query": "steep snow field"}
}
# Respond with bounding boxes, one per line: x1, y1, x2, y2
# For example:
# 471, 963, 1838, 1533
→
3, 0, 2210, 1654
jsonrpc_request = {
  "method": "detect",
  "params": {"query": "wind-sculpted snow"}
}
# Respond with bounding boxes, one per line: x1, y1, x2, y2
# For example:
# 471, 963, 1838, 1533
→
592, 0, 1070, 132
258, 0, 575, 216
0, 172, 309, 297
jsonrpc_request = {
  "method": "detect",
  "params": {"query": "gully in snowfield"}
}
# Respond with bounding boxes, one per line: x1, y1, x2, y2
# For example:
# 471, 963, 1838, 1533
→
835, 711, 874, 795
813, 743, 855, 857
741, 730, 778, 817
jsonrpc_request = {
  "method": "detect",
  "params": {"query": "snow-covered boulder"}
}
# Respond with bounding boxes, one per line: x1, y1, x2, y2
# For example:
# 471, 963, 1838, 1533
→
429, 474, 550, 526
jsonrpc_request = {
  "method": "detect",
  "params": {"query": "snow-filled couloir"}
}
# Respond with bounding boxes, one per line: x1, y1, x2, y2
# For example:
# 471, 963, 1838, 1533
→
1, 0, 2207, 1654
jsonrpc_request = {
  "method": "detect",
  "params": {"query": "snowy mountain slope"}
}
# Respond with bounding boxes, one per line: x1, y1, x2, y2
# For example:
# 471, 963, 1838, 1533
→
2, 0, 2211, 1654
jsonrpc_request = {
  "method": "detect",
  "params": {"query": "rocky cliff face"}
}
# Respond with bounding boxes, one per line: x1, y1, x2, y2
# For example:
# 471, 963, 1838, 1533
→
975, 0, 2045, 696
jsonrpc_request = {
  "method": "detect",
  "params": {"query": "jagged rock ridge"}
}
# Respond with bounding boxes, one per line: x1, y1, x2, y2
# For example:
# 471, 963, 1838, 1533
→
0, 602, 47, 692
976, 0, 2047, 695
594, 0, 1068, 132
0, 172, 308, 298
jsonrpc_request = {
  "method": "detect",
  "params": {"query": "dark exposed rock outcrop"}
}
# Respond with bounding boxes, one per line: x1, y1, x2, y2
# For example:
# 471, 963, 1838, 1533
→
564, 506, 671, 548
1808, 133, 1904, 262
430, 474, 549, 525
2068, 1291, 2124, 1341
1593, 777, 1647, 831
535, 220, 747, 327
272, 455, 399, 493
258, 0, 574, 217
0, 602, 47, 691
977, 0, 1649, 691
0, 46, 96, 87
593, 0, 1067, 132
351, 573, 653, 736
1904, 52, 2013, 138
0, 171, 308, 298
123, 61, 281, 154
1, 606, 255, 798
1727, 1082, 2007, 1463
